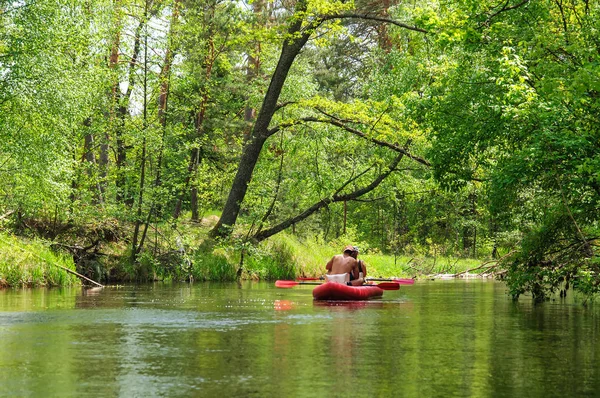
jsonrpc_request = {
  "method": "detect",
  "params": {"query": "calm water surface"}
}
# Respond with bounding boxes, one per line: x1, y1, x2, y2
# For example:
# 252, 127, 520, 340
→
1, 280, 599, 397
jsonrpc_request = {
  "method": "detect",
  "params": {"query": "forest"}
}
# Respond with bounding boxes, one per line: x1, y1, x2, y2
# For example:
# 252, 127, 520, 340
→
0, 0, 599, 302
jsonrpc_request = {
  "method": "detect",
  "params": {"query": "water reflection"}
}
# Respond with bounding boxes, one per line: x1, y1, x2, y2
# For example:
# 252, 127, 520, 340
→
1, 281, 599, 397
274, 300, 294, 311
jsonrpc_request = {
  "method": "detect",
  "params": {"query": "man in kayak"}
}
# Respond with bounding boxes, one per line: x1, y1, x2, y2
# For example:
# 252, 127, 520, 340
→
325, 245, 365, 286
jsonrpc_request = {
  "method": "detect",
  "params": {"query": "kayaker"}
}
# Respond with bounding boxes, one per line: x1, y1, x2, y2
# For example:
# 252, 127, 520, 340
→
325, 245, 365, 286
351, 246, 368, 284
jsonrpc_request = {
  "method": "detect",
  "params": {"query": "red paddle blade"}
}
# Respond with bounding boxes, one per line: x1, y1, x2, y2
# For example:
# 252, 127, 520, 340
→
277, 280, 400, 290
366, 278, 415, 285
275, 280, 299, 288
296, 277, 322, 281
375, 282, 400, 290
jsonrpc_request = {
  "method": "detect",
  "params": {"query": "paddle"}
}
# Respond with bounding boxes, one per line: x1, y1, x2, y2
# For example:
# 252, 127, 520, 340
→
275, 280, 400, 290
296, 277, 414, 285
368, 278, 415, 285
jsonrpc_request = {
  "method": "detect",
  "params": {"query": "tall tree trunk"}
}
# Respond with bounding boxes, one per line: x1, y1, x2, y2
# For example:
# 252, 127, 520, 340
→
173, 8, 215, 221
116, 18, 144, 206
138, 0, 181, 253
243, 0, 265, 133
157, 0, 179, 128
100, 0, 123, 200
375, 0, 394, 51
82, 118, 104, 204
152, 0, 179, 216
131, 0, 149, 264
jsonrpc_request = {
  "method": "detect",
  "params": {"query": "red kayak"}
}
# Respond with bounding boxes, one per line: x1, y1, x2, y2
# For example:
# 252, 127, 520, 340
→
312, 282, 384, 301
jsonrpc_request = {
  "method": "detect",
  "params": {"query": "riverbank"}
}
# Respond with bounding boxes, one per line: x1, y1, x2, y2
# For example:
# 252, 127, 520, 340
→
0, 226, 490, 288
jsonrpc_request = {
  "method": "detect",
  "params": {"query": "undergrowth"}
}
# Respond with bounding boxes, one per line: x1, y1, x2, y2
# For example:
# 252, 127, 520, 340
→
0, 222, 485, 287
0, 232, 79, 288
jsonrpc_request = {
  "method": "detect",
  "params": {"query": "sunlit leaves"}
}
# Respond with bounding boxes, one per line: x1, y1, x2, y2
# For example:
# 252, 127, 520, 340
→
398, 0, 600, 298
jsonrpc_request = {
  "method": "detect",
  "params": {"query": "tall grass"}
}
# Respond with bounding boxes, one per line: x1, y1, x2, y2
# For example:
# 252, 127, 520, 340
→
191, 244, 237, 281
0, 233, 79, 287
246, 233, 484, 279
243, 239, 297, 280
357, 253, 482, 278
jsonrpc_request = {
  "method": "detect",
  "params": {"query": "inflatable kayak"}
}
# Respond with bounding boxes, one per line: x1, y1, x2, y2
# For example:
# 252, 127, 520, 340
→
312, 282, 384, 301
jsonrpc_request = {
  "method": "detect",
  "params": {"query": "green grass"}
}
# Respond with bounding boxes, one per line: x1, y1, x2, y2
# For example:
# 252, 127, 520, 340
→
358, 254, 482, 278
0, 232, 79, 288
245, 233, 485, 280
192, 248, 237, 281
115, 212, 491, 282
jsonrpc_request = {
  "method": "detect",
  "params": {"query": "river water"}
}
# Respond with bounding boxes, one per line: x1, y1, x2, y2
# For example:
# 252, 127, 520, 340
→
0, 280, 598, 397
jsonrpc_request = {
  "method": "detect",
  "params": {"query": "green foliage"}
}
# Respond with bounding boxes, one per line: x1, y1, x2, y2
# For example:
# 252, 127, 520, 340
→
503, 205, 597, 302
2, 0, 598, 304
376, 0, 600, 300
572, 264, 600, 306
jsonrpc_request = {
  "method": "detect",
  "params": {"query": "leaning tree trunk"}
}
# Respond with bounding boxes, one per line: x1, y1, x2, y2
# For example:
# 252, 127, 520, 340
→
210, 0, 312, 238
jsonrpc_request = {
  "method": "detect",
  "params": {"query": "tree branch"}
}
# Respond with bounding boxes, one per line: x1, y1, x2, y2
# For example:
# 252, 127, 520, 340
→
267, 114, 430, 167
479, 0, 530, 28
252, 142, 410, 242
329, 13, 428, 34
305, 116, 431, 167
254, 134, 286, 236
0, 210, 15, 221
453, 250, 517, 276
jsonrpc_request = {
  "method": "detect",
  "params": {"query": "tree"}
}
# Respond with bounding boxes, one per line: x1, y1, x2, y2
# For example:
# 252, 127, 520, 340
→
210, 0, 427, 239
396, 0, 600, 300
0, 0, 107, 221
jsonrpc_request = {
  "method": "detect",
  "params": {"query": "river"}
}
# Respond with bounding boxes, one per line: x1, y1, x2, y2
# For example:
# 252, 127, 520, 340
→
1, 280, 598, 397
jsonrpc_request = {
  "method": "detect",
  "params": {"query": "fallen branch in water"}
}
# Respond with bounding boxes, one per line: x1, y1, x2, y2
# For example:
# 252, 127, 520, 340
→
49, 261, 104, 288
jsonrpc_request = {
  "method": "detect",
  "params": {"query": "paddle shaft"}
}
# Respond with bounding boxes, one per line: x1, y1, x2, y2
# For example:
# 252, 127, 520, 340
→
368, 278, 414, 285
275, 280, 399, 290
297, 277, 414, 285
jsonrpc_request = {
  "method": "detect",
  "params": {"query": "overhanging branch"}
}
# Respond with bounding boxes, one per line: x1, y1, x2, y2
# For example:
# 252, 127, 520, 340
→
252, 142, 410, 242
267, 114, 430, 167
307, 116, 430, 167
327, 13, 428, 34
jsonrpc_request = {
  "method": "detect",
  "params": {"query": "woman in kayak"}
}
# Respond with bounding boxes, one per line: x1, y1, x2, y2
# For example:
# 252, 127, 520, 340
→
325, 245, 365, 286
351, 246, 368, 284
